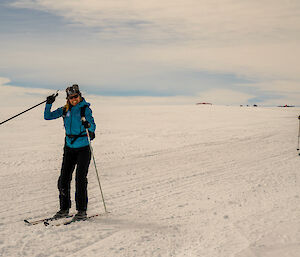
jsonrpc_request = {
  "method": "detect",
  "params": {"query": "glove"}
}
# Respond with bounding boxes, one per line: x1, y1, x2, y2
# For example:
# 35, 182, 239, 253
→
46, 94, 56, 104
298, 115, 300, 120
88, 131, 95, 140
82, 120, 91, 128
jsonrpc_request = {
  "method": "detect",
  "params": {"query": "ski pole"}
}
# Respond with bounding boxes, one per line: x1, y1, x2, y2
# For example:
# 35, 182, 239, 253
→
297, 116, 300, 152
82, 121, 107, 213
0, 90, 59, 126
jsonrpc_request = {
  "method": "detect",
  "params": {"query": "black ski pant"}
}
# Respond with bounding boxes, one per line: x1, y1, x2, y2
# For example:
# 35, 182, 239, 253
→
58, 145, 91, 211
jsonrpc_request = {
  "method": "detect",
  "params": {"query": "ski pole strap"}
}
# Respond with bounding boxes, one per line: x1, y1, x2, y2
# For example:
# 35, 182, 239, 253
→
66, 132, 87, 144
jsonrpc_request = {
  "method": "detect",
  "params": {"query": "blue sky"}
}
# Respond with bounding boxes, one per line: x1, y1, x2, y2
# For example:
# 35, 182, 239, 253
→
1, 0, 300, 105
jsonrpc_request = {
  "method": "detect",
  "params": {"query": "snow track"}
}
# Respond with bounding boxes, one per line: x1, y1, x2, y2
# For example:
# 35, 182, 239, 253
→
1, 105, 300, 256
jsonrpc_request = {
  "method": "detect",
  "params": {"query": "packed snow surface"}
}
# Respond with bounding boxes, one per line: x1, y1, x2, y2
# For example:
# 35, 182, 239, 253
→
1, 103, 300, 257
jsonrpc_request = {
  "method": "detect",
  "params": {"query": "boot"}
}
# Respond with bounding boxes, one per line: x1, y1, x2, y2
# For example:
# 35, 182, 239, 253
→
72, 210, 87, 221
53, 209, 69, 219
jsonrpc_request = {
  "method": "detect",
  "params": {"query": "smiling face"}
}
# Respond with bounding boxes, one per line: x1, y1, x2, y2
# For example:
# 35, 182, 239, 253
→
68, 93, 80, 106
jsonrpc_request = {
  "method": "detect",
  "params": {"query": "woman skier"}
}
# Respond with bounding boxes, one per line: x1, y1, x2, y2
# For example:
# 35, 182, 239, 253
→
44, 84, 96, 221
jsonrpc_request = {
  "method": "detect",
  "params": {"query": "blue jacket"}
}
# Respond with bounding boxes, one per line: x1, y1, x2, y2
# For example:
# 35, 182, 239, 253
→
44, 98, 96, 148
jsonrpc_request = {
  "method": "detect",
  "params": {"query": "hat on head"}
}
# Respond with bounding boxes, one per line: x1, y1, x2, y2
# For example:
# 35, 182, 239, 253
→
66, 84, 81, 97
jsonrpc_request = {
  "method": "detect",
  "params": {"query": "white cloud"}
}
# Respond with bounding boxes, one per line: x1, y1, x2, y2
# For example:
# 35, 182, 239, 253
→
0, 77, 49, 96
0, 76, 200, 107
196, 89, 255, 106
0, 77, 11, 85
10, 0, 300, 43
0, 75, 297, 109
8, 0, 300, 72
87, 94, 200, 106
0, 77, 54, 108
240, 80, 300, 94
2, 0, 300, 105
239, 80, 300, 106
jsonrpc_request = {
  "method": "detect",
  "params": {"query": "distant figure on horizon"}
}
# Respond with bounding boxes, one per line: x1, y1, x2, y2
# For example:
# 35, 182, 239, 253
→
196, 102, 212, 105
44, 84, 96, 222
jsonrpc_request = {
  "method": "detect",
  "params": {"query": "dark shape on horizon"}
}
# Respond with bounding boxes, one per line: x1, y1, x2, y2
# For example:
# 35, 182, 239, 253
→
196, 102, 212, 105
253, 104, 258, 107
278, 104, 295, 107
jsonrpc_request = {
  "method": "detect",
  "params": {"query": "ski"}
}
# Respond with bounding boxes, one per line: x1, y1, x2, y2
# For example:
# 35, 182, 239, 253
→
24, 215, 73, 226
44, 213, 105, 227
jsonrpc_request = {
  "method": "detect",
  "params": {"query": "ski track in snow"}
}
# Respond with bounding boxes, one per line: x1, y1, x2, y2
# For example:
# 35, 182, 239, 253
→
1, 104, 300, 257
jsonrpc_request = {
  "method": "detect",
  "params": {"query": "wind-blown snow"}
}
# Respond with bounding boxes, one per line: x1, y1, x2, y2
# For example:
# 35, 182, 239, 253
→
0, 103, 300, 257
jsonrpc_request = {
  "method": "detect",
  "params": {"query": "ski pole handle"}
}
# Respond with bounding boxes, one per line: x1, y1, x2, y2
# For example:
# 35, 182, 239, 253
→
298, 118, 300, 151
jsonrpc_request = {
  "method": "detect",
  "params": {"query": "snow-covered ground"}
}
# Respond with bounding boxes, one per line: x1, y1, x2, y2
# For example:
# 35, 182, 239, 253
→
1, 101, 300, 257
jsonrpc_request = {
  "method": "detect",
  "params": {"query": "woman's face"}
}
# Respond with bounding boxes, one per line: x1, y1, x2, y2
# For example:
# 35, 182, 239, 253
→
68, 94, 80, 106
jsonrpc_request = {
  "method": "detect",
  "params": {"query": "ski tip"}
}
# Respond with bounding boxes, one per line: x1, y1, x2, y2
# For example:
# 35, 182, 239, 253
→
44, 221, 50, 226
24, 219, 33, 225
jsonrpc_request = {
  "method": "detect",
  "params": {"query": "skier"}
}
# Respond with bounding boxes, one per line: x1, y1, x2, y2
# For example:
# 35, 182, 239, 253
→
44, 84, 96, 221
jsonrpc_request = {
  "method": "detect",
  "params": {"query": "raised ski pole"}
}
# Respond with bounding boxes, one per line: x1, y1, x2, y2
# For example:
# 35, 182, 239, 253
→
297, 116, 300, 154
82, 119, 107, 213
0, 90, 59, 126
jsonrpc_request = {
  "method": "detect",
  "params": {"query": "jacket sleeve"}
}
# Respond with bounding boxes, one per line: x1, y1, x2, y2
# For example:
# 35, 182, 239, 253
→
44, 103, 63, 120
85, 106, 96, 132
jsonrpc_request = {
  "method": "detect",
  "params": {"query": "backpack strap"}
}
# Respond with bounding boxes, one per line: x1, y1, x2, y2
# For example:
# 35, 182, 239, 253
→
80, 105, 88, 119
80, 104, 95, 141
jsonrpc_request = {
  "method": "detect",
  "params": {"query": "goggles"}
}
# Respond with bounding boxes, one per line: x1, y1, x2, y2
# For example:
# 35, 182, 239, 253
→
68, 94, 79, 100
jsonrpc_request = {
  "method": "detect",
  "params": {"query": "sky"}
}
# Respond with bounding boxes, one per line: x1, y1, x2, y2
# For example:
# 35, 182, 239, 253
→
0, 0, 300, 106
